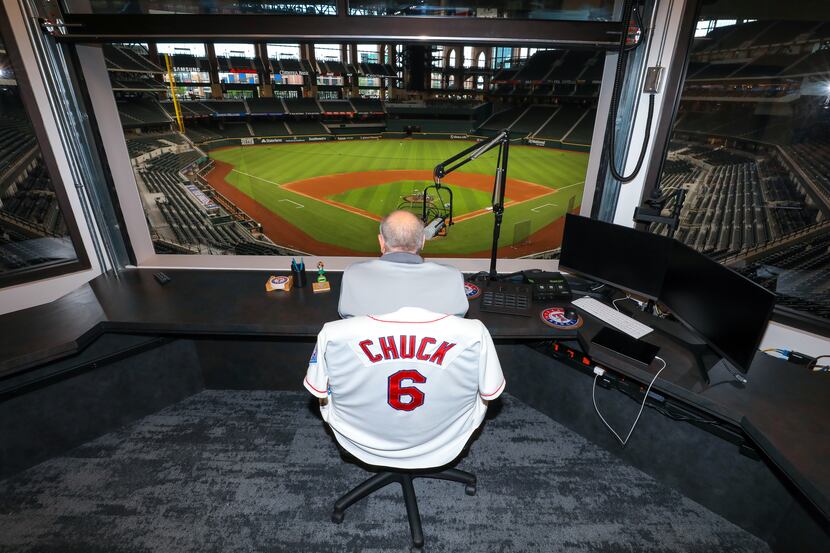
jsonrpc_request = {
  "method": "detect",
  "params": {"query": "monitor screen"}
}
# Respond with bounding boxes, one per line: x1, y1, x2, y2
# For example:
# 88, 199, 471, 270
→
661, 241, 776, 373
558, 214, 674, 300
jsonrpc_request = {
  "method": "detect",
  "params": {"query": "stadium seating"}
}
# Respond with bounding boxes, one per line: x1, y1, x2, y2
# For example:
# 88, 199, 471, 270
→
103, 44, 162, 73
478, 106, 526, 132
0, 159, 66, 237
652, 149, 815, 257
735, 228, 830, 319
535, 105, 588, 141
385, 119, 473, 133
513, 51, 565, 81
283, 98, 322, 114
509, 105, 557, 135
562, 109, 596, 145
249, 120, 291, 136
320, 100, 355, 113
117, 99, 171, 128
0, 104, 37, 175
549, 51, 600, 81
202, 101, 247, 115
125, 134, 184, 157
286, 120, 329, 135
217, 122, 252, 138
247, 97, 286, 114
349, 98, 384, 114
185, 124, 223, 143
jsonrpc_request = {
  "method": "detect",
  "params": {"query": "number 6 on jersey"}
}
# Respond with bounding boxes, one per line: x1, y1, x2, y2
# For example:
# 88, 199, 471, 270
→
387, 369, 426, 411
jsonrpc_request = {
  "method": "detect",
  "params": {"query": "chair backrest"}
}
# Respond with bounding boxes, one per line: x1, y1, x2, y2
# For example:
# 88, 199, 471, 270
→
304, 307, 505, 469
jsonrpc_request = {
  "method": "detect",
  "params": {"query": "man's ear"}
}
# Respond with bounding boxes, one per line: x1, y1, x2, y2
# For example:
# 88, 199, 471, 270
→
378, 234, 385, 253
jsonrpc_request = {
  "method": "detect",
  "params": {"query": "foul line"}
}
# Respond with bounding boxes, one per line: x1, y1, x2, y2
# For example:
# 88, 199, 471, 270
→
279, 199, 304, 209
554, 181, 585, 193
531, 203, 558, 212
232, 169, 281, 186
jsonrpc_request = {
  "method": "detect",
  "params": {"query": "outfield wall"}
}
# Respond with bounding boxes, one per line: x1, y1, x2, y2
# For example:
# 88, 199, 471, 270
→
195, 132, 591, 154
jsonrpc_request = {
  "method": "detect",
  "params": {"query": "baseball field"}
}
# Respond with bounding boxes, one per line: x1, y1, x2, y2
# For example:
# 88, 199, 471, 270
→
206, 139, 589, 257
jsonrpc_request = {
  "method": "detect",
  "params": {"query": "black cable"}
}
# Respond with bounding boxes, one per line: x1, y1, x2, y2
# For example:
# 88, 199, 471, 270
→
605, 0, 655, 184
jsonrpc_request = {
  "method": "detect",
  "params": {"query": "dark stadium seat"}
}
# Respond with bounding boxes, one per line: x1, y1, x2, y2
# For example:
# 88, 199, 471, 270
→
535, 105, 587, 141
286, 119, 329, 135
283, 98, 322, 114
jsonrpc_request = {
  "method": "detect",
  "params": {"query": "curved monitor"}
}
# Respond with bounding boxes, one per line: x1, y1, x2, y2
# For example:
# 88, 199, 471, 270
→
661, 241, 776, 374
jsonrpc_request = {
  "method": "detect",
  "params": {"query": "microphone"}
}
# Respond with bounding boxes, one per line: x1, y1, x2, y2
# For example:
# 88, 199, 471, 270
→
423, 217, 446, 240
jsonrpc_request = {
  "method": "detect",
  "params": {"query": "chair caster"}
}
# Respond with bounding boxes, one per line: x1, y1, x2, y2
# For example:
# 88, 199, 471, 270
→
465, 484, 476, 496
331, 510, 344, 524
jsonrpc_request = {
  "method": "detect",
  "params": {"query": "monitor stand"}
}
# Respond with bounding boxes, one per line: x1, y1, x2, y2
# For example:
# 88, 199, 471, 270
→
626, 308, 723, 386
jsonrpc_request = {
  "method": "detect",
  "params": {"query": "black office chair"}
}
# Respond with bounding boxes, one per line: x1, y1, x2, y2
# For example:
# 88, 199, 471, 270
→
331, 461, 477, 552
309, 311, 504, 551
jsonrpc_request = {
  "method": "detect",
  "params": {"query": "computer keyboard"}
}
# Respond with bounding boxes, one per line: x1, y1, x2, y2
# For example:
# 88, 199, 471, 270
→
479, 281, 532, 317
572, 296, 653, 339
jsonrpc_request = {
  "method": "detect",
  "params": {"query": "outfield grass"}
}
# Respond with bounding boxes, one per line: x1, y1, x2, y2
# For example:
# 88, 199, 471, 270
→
329, 180, 495, 218
209, 139, 588, 255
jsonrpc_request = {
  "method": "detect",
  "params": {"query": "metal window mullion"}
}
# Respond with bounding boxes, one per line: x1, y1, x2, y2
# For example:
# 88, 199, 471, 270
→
20, 0, 118, 275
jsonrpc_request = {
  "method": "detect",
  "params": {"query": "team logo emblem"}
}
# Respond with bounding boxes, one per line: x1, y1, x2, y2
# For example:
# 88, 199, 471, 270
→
309, 345, 318, 364
270, 276, 289, 287
464, 282, 481, 299
540, 307, 582, 329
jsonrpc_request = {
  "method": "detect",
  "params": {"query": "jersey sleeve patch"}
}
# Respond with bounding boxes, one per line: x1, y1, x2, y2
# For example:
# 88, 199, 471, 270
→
309, 345, 318, 364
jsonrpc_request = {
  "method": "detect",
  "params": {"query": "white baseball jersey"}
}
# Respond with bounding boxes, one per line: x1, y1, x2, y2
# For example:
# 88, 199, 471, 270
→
304, 307, 505, 469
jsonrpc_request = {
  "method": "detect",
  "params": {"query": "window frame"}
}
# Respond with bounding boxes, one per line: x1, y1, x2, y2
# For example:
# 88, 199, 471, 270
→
68, 7, 632, 273
0, 3, 91, 289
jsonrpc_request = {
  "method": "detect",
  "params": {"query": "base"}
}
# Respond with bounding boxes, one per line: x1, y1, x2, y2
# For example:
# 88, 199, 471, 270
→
312, 281, 331, 293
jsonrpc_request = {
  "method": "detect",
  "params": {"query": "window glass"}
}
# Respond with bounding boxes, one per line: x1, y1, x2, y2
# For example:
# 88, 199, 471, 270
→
0, 26, 83, 283
268, 44, 301, 60
63, 0, 337, 15
108, 41, 601, 259
650, 6, 830, 324
348, 0, 613, 20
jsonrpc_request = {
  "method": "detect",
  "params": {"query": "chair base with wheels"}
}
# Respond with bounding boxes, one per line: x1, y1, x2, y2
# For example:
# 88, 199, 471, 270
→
331, 467, 477, 552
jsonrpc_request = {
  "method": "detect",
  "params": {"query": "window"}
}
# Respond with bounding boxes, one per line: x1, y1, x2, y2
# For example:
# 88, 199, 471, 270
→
463, 46, 474, 67
432, 46, 444, 68
649, 5, 830, 325
357, 44, 379, 63
448, 49, 456, 68
96, 34, 604, 262
347, 0, 613, 20
0, 18, 88, 286
268, 44, 301, 60
477, 51, 487, 68
67, 0, 338, 15
315, 44, 341, 62
214, 43, 255, 58
493, 47, 512, 68
157, 43, 206, 57
431, 72, 443, 89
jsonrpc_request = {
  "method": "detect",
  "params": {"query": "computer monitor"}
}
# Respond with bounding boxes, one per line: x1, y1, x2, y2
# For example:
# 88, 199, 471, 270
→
558, 214, 674, 300
661, 241, 776, 374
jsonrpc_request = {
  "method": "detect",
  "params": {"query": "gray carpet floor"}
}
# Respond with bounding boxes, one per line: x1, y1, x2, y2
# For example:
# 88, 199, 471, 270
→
0, 391, 769, 553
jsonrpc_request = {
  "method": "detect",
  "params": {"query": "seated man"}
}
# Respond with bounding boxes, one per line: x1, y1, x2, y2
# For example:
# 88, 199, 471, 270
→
304, 306, 505, 468
338, 210, 468, 318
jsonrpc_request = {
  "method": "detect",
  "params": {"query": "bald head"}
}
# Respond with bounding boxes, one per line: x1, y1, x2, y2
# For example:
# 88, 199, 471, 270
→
378, 210, 425, 255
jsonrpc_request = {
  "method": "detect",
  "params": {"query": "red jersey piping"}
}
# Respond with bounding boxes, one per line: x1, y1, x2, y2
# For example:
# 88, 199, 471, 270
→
368, 314, 451, 324
481, 379, 506, 398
